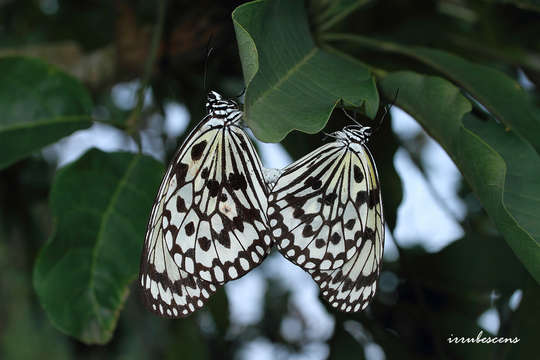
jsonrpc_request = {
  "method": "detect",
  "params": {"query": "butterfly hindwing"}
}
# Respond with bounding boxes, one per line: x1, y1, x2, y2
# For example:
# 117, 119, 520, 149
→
139, 224, 217, 318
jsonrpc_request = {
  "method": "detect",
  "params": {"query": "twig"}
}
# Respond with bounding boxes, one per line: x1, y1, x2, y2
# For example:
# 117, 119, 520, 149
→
125, 0, 168, 150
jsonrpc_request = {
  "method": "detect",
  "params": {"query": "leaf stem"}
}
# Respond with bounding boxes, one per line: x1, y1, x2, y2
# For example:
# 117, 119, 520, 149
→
126, 0, 168, 150
322, 32, 401, 52
320, 42, 387, 78
317, 0, 371, 33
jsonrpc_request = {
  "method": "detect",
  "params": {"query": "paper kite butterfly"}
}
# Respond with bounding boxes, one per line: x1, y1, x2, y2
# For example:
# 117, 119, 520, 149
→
267, 123, 385, 313
139, 91, 273, 318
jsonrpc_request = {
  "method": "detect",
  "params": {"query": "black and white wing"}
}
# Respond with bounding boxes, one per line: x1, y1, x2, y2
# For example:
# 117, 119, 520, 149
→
308, 144, 384, 312
267, 126, 384, 312
140, 246, 217, 318
268, 142, 379, 270
140, 91, 272, 318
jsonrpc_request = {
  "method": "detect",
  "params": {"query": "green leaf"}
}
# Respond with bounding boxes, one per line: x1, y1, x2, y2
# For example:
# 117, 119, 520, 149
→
233, 0, 379, 142
33, 149, 163, 344
313, 0, 372, 32
379, 71, 540, 284
417, 233, 528, 295
0, 57, 93, 169
323, 34, 540, 155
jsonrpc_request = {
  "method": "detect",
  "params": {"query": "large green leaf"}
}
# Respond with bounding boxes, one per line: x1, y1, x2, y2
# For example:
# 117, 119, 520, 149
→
323, 34, 540, 155
379, 71, 540, 284
0, 57, 93, 169
33, 149, 163, 344
233, 0, 379, 142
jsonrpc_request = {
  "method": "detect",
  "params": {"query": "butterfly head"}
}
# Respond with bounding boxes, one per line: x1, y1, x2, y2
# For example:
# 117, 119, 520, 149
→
334, 125, 373, 144
206, 91, 241, 120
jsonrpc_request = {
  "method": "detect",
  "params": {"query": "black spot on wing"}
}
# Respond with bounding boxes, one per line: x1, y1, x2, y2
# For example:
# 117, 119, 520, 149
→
302, 225, 314, 237
315, 239, 326, 248
198, 237, 211, 251
229, 173, 247, 190
353, 165, 364, 183
217, 231, 231, 248
191, 141, 207, 160
345, 219, 356, 230
201, 167, 210, 179
184, 275, 196, 289
233, 216, 245, 231
207, 180, 220, 197
364, 227, 376, 242
174, 163, 189, 183
368, 188, 379, 208
293, 207, 305, 218
185, 222, 195, 236
330, 232, 341, 245
305, 176, 322, 190
355, 191, 368, 207
342, 278, 354, 292
323, 193, 337, 206
176, 197, 187, 212
185, 248, 195, 258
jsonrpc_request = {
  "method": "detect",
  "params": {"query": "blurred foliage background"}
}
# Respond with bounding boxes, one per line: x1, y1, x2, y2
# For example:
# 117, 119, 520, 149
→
1, 0, 539, 359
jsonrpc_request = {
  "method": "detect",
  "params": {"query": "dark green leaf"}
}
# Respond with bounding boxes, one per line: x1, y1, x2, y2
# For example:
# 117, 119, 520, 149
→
418, 233, 528, 295
233, 0, 379, 142
323, 34, 540, 154
0, 57, 93, 169
33, 149, 163, 344
379, 71, 540, 284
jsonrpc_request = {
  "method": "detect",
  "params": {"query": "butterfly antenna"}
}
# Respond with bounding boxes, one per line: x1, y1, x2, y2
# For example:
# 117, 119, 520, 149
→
339, 98, 364, 127
373, 88, 399, 134
203, 34, 214, 92
323, 131, 339, 141
341, 107, 362, 126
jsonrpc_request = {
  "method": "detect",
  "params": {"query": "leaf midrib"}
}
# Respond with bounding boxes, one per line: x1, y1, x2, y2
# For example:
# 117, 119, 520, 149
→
249, 47, 318, 109
87, 155, 141, 329
0, 115, 92, 131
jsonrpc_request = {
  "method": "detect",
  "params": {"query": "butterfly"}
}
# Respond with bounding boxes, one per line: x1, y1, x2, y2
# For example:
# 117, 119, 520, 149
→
139, 91, 272, 318
267, 123, 384, 313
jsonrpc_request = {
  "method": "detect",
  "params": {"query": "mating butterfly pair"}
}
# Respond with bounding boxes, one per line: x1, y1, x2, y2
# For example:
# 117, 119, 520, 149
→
139, 91, 384, 318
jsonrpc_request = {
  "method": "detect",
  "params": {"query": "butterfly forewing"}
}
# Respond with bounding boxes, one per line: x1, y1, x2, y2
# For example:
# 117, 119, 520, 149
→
268, 142, 377, 271
140, 91, 271, 318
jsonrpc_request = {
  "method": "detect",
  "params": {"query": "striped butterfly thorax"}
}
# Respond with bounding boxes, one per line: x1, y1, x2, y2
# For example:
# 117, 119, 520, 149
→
267, 125, 384, 313
140, 91, 273, 318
